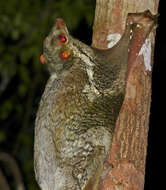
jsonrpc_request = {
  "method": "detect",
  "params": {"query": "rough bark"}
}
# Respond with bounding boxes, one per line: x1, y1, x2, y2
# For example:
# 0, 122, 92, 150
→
92, 0, 159, 189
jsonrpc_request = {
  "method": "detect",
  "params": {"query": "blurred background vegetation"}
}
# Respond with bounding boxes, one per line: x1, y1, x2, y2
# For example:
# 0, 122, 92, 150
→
0, 0, 164, 189
0, 0, 95, 189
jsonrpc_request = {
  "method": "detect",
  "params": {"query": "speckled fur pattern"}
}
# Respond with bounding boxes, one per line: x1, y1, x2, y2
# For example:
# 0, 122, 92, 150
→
34, 11, 157, 190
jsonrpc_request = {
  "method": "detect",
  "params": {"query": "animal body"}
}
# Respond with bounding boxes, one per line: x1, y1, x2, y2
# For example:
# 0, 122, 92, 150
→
34, 11, 156, 190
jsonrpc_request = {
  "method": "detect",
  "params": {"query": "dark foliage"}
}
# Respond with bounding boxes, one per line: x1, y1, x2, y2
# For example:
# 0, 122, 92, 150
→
0, 0, 95, 189
0, 0, 163, 189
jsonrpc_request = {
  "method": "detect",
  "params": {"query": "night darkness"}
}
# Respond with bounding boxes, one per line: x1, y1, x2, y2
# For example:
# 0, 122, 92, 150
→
0, 1, 164, 189
145, 1, 165, 189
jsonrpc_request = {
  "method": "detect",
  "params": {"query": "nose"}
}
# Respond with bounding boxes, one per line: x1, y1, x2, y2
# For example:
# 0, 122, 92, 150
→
55, 18, 65, 29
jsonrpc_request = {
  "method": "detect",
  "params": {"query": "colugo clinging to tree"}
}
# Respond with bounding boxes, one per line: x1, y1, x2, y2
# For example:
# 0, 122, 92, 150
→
34, 10, 157, 190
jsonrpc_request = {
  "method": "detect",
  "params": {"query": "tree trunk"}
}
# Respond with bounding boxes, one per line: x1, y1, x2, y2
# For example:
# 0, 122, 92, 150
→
92, 0, 159, 189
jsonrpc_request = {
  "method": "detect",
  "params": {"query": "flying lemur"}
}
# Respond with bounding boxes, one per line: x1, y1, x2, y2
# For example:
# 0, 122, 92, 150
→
34, 11, 156, 190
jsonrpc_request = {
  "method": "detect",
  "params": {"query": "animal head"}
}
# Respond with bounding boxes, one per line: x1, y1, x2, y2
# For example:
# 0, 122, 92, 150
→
41, 18, 74, 75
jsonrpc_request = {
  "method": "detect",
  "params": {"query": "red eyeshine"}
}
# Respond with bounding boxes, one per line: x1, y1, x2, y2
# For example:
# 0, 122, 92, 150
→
40, 54, 45, 64
60, 50, 70, 61
60, 36, 67, 43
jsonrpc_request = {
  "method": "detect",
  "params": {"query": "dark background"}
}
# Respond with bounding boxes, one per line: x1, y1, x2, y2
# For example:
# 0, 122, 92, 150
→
147, 1, 164, 189
0, 0, 164, 189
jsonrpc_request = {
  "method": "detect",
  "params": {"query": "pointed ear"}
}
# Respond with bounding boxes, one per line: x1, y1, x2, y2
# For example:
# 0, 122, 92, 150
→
55, 18, 69, 35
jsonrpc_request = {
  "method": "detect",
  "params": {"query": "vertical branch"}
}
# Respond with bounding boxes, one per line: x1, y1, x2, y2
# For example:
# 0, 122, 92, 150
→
0, 169, 10, 190
92, 0, 159, 189
0, 152, 25, 190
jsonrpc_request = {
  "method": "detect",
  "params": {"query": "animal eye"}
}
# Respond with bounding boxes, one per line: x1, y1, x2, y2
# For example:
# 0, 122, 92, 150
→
60, 50, 70, 61
59, 35, 67, 43
55, 35, 68, 46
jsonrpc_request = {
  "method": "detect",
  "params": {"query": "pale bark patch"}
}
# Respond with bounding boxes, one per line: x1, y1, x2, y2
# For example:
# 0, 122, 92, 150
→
139, 39, 152, 71
107, 33, 121, 48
